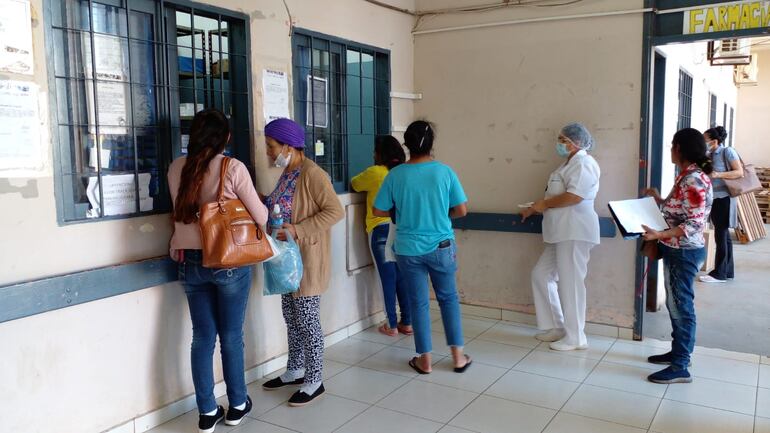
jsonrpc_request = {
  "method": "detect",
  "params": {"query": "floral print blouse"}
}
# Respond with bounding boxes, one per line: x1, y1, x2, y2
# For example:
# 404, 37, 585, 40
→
265, 168, 301, 223
660, 164, 713, 249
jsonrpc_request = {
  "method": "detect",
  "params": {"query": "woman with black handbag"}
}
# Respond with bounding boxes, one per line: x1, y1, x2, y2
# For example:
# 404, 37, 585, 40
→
168, 109, 269, 433
700, 126, 743, 283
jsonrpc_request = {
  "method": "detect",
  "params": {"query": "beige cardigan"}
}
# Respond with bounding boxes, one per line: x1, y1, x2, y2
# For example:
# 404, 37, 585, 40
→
290, 158, 345, 297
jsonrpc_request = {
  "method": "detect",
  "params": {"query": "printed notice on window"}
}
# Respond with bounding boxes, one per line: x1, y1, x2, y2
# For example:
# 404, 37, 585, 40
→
306, 75, 328, 128
83, 34, 130, 135
86, 173, 153, 217
262, 69, 290, 123
0, 80, 42, 172
0, 0, 34, 75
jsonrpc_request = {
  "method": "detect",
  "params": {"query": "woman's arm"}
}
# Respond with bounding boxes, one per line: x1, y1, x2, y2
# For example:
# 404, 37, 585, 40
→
372, 207, 390, 218
232, 162, 269, 226
449, 202, 468, 219
713, 158, 744, 180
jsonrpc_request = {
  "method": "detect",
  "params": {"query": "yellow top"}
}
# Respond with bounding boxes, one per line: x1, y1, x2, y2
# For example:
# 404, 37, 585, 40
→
351, 165, 391, 233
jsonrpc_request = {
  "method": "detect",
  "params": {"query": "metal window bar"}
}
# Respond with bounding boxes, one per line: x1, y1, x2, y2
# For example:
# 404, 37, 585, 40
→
87, 0, 105, 217
191, 9, 197, 113
218, 15, 224, 114
125, 1, 141, 215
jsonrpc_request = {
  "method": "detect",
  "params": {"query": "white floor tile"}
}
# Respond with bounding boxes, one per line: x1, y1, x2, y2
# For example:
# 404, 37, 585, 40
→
462, 339, 532, 369
245, 380, 297, 417
664, 377, 756, 415
324, 339, 388, 365
514, 350, 599, 383
449, 395, 556, 433
543, 412, 647, 433
650, 399, 754, 433
358, 345, 444, 378
147, 410, 250, 433
395, 332, 454, 356
756, 387, 770, 418
585, 362, 668, 398
534, 335, 615, 361
603, 341, 667, 371
334, 406, 443, 433
258, 394, 369, 433
416, 357, 508, 393
325, 366, 410, 404
690, 353, 759, 386
760, 364, 770, 388
484, 370, 579, 410
323, 359, 352, 380
562, 384, 661, 429
628, 337, 673, 349
432, 316, 499, 339
230, 420, 296, 433
376, 380, 478, 423
475, 322, 541, 349
755, 416, 770, 433
350, 325, 408, 345
437, 427, 475, 433
693, 345, 760, 364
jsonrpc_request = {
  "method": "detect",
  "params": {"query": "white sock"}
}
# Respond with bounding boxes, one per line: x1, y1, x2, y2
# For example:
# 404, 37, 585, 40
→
300, 381, 322, 395
203, 407, 218, 416
280, 368, 305, 382
232, 402, 246, 411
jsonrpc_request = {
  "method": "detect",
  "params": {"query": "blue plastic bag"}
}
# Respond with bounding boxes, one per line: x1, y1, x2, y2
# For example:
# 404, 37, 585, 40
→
263, 231, 303, 296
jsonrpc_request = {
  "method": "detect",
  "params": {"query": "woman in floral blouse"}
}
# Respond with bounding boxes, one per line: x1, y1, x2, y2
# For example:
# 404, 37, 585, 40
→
642, 128, 713, 385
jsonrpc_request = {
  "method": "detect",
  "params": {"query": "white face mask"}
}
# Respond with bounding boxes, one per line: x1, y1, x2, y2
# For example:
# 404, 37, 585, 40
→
274, 147, 292, 168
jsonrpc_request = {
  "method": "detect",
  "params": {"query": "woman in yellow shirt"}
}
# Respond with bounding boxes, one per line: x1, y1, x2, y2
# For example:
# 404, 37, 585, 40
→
352, 135, 412, 336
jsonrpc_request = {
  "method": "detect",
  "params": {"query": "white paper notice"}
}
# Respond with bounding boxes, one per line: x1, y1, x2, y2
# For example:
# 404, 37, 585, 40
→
0, 0, 34, 75
0, 80, 42, 171
262, 69, 290, 123
86, 173, 153, 217
608, 197, 669, 235
84, 34, 129, 135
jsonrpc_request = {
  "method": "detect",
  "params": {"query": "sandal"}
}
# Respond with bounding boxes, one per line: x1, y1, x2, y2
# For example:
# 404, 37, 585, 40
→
397, 323, 414, 335
409, 357, 431, 375
378, 323, 398, 337
453, 355, 472, 373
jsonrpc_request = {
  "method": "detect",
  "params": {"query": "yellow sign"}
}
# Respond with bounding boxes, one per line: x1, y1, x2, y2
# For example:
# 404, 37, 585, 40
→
684, 1, 770, 34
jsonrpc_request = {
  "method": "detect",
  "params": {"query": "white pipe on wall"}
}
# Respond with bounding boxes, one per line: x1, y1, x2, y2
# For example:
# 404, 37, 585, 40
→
412, 8, 655, 36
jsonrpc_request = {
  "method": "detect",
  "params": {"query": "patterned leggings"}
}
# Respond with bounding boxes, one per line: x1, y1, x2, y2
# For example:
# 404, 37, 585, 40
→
282, 294, 324, 385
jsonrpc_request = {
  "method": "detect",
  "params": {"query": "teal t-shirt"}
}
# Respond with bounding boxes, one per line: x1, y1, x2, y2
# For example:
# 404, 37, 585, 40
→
374, 161, 467, 256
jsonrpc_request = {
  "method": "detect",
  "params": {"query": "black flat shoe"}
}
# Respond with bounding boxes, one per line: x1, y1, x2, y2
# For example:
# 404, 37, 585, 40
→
453, 355, 472, 373
409, 357, 430, 375
288, 384, 325, 407
225, 396, 252, 426
198, 406, 224, 433
263, 376, 305, 390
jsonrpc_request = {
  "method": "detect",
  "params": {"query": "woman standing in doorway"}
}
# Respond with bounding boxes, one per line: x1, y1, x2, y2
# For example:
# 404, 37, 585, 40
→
699, 126, 742, 283
351, 135, 412, 337
168, 109, 268, 433
522, 123, 601, 352
260, 118, 344, 407
642, 128, 713, 384
373, 120, 472, 374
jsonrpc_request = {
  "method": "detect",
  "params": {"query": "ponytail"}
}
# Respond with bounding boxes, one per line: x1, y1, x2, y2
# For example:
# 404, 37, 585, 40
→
697, 157, 714, 175
404, 120, 434, 156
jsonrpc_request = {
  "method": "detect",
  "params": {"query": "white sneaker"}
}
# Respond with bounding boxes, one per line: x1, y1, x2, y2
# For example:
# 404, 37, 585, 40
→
535, 328, 566, 342
549, 339, 588, 351
698, 275, 726, 283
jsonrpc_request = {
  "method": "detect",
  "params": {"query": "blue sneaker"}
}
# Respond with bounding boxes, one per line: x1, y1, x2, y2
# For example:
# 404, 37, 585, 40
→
648, 366, 692, 384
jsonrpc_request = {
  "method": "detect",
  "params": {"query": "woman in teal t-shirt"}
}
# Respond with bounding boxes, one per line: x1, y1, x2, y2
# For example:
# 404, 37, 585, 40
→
373, 120, 472, 375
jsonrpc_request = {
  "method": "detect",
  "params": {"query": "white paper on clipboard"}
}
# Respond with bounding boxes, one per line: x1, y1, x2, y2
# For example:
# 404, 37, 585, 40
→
608, 197, 669, 236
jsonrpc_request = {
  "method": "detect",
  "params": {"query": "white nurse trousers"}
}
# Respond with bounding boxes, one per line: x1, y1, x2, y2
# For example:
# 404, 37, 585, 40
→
531, 240, 594, 347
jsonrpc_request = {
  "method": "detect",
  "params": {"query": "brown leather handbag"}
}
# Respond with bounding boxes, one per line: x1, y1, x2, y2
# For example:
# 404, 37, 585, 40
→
199, 157, 273, 268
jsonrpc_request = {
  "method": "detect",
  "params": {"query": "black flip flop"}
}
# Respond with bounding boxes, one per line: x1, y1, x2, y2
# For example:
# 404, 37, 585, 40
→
453, 355, 472, 373
409, 357, 431, 375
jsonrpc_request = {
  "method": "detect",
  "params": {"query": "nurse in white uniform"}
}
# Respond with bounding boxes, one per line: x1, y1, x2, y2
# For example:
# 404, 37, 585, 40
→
521, 123, 601, 351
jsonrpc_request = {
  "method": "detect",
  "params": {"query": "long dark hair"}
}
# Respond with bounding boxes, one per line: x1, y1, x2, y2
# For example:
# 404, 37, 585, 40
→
673, 128, 713, 175
174, 109, 230, 223
374, 135, 406, 169
704, 126, 728, 144
403, 120, 435, 157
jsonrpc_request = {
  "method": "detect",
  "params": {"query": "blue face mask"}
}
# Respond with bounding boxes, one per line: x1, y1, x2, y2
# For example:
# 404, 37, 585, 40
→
556, 142, 571, 158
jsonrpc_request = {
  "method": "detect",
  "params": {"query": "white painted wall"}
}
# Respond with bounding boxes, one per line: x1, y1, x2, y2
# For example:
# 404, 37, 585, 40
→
736, 50, 770, 168
0, 1, 415, 432
413, 0, 645, 327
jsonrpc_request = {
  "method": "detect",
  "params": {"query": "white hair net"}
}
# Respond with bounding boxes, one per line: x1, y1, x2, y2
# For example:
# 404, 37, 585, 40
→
561, 122, 594, 150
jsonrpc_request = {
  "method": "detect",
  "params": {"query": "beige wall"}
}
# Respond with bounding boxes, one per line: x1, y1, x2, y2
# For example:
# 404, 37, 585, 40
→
736, 51, 770, 168
0, 1, 415, 432
413, 0, 645, 327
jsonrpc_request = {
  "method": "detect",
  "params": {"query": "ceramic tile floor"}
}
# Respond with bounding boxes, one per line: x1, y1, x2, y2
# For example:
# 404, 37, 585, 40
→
148, 313, 770, 433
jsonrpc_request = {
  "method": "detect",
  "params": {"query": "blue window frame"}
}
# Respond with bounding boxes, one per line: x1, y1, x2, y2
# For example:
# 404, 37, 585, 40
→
291, 29, 391, 193
46, 0, 251, 223
677, 69, 693, 130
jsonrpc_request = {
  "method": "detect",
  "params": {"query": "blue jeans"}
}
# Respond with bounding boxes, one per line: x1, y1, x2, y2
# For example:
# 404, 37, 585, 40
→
180, 250, 252, 413
370, 224, 411, 328
660, 244, 705, 370
396, 240, 463, 355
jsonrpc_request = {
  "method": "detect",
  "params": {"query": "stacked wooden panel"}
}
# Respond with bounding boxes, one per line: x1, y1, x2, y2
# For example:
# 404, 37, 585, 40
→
736, 192, 768, 243
755, 167, 770, 224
